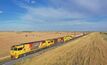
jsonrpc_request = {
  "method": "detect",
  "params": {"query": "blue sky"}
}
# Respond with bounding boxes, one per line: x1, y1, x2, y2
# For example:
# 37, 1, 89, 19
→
0, 0, 107, 31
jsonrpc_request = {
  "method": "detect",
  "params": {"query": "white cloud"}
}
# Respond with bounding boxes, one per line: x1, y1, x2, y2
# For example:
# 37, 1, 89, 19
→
48, 0, 107, 15
14, 0, 107, 25
31, 0, 36, 4
0, 10, 3, 14
52, 20, 96, 26
21, 7, 87, 23
73, 0, 104, 13
13, 0, 89, 21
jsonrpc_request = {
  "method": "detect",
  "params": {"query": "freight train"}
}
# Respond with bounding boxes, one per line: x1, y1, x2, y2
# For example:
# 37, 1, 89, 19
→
10, 33, 86, 59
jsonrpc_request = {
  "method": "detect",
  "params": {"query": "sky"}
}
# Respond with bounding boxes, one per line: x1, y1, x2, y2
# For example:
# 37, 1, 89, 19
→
0, 0, 107, 31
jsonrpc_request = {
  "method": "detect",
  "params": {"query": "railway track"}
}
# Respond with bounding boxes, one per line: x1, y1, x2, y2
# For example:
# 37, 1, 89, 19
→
1, 34, 88, 65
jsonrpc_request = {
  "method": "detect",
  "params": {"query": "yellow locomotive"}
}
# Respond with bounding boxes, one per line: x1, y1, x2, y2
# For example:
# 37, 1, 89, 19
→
63, 36, 73, 42
10, 39, 55, 59
39, 39, 55, 48
10, 44, 31, 59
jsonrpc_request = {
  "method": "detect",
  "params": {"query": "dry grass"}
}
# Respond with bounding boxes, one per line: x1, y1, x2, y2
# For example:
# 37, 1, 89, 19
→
101, 32, 107, 41
0, 32, 77, 58
0, 56, 10, 65
15, 32, 107, 65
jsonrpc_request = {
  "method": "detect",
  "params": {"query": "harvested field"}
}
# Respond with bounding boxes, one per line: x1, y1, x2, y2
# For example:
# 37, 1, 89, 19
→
15, 32, 107, 65
0, 32, 77, 58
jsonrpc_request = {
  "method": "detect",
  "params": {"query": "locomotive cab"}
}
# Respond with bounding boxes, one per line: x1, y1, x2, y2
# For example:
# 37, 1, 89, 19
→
10, 45, 24, 59
10, 44, 31, 59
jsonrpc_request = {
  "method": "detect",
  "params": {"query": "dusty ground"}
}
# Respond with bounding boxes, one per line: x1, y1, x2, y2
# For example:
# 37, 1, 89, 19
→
0, 32, 78, 58
15, 32, 107, 65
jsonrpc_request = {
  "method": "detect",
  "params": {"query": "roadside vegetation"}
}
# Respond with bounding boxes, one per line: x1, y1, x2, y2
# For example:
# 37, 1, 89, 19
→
0, 56, 10, 65
101, 32, 107, 41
